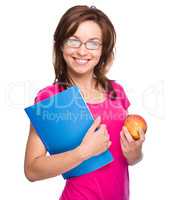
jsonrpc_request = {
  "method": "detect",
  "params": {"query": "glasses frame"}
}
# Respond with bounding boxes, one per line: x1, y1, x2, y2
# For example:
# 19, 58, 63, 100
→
64, 38, 102, 50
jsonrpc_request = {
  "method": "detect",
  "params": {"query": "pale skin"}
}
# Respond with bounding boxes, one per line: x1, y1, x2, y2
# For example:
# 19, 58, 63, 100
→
24, 20, 145, 182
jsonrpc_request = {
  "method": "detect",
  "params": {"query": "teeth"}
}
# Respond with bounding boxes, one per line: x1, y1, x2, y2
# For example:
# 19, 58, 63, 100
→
75, 58, 88, 65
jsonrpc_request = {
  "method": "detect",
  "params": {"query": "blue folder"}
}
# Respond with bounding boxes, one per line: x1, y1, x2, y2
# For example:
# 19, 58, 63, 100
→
24, 86, 113, 179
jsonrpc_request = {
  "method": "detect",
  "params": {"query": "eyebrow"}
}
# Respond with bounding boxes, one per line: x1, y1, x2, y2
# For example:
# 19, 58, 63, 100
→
71, 35, 102, 41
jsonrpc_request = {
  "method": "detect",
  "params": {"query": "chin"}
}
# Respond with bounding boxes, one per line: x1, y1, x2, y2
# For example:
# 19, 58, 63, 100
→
68, 63, 94, 75
72, 69, 92, 76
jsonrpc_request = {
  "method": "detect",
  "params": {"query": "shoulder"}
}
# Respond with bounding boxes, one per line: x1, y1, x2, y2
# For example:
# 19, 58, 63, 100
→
110, 80, 131, 109
110, 80, 127, 96
34, 83, 61, 104
110, 80, 125, 92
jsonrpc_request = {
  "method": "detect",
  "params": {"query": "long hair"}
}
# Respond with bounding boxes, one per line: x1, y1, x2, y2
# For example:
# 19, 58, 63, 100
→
53, 5, 117, 100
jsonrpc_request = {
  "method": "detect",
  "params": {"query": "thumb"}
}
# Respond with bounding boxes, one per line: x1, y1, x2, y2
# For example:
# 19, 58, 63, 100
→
89, 116, 101, 133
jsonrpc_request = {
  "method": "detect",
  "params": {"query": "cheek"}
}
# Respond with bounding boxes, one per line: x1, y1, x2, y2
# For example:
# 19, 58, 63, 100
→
63, 48, 74, 56
63, 48, 74, 62
92, 51, 102, 63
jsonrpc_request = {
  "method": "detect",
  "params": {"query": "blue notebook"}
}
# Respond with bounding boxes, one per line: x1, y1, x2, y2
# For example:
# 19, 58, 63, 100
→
24, 86, 113, 179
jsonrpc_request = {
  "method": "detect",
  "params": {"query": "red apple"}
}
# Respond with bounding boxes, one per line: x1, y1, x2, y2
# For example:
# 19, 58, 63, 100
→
124, 114, 147, 140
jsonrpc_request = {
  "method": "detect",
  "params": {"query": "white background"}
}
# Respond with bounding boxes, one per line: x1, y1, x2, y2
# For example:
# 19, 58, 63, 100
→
0, 0, 169, 199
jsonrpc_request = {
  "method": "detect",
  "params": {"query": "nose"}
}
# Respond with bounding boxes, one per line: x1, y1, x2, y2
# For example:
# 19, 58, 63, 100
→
77, 44, 88, 56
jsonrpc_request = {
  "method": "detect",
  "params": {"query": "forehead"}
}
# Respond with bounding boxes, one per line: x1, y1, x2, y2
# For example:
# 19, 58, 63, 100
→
73, 20, 102, 40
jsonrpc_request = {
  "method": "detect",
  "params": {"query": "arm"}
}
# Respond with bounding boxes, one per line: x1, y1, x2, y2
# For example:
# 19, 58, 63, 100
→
24, 124, 87, 182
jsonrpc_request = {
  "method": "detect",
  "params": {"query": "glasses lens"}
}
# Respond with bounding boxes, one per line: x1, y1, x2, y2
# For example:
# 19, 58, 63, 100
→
65, 39, 81, 48
86, 41, 101, 50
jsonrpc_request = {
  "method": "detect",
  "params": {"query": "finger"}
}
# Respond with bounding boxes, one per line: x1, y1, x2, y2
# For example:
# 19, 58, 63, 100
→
123, 127, 134, 143
100, 124, 106, 130
89, 116, 101, 132
120, 136, 128, 156
100, 125, 110, 140
138, 128, 145, 143
120, 130, 128, 148
104, 127, 109, 137
108, 141, 112, 148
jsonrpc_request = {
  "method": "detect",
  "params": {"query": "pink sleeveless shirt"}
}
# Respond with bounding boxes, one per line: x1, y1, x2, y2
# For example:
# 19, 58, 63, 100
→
34, 81, 130, 200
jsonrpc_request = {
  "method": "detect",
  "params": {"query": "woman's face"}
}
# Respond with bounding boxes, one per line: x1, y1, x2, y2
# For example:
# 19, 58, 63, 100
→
62, 20, 102, 77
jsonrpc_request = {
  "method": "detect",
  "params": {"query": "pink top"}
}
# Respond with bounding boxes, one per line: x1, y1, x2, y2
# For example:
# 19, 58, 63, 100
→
34, 81, 130, 200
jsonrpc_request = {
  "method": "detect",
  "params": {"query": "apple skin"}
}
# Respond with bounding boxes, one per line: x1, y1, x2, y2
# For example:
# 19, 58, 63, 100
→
124, 114, 147, 140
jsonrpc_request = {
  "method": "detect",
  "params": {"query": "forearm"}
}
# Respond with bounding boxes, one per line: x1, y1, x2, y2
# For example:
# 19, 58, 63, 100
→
26, 146, 87, 181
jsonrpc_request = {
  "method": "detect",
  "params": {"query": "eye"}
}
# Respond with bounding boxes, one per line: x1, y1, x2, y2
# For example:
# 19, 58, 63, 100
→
86, 40, 102, 50
65, 39, 81, 48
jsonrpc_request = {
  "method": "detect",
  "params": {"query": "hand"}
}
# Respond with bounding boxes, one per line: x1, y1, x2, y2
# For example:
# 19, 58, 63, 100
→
120, 126, 145, 165
78, 116, 112, 160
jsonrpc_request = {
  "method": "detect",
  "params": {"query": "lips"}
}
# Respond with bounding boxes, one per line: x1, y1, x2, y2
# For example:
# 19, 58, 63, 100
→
73, 57, 90, 65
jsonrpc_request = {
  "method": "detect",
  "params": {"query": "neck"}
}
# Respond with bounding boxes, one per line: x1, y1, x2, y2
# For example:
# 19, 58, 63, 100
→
67, 71, 106, 103
68, 72, 96, 91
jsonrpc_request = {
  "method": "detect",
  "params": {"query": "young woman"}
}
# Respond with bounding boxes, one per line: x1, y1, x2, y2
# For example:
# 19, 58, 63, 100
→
24, 5, 145, 200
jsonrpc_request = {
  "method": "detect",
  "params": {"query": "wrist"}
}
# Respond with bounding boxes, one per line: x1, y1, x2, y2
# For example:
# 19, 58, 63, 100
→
75, 145, 90, 162
127, 151, 143, 166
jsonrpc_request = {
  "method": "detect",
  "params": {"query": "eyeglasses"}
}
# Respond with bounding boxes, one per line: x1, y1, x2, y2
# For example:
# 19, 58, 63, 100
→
64, 38, 102, 50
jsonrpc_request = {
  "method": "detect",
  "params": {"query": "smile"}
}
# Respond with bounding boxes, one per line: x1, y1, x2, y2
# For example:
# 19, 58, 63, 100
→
73, 57, 90, 65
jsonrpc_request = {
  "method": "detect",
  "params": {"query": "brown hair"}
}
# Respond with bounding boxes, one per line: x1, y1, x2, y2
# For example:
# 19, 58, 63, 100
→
53, 5, 117, 99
